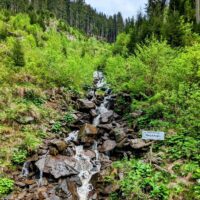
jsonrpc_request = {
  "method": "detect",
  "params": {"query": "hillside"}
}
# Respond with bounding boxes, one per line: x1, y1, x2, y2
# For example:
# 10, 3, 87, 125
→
0, 1, 200, 200
0, 0, 124, 42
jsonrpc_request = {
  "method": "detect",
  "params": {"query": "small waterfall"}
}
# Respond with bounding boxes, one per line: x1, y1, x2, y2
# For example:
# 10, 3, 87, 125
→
18, 70, 110, 200
93, 71, 112, 126
36, 152, 48, 186
65, 130, 101, 200
21, 162, 30, 177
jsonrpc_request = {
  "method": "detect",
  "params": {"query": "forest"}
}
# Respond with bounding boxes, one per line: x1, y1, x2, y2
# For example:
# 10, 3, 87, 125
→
0, 0, 199, 200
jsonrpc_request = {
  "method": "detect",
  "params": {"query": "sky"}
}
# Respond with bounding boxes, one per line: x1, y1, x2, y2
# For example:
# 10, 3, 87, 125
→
85, 0, 148, 19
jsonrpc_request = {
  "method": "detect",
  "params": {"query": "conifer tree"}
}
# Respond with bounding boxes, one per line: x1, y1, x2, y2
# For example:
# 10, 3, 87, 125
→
12, 39, 25, 67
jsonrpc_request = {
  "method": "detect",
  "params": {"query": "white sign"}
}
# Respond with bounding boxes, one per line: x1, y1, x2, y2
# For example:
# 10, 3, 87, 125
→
142, 131, 165, 141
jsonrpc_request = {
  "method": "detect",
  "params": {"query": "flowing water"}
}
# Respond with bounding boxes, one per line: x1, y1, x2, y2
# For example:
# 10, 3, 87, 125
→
20, 71, 109, 200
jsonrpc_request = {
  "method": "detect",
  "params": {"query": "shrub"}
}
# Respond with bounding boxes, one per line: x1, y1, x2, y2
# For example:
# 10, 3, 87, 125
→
12, 149, 27, 164
0, 178, 14, 196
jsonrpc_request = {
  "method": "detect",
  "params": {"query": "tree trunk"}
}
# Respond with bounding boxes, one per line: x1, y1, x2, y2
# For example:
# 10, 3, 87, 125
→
196, 0, 200, 24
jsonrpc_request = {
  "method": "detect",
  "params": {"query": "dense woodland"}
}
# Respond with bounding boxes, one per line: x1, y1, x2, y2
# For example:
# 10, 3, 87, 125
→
0, 0, 124, 42
0, 0, 200, 200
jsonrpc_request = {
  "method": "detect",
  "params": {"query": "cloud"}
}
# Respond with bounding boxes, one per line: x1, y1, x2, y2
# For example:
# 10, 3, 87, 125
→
85, 0, 148, 18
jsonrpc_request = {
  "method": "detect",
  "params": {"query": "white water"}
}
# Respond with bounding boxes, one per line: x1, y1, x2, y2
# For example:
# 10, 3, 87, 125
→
21, 162, 30, 177
93, 71, 111, 126
65, 131, 101, 200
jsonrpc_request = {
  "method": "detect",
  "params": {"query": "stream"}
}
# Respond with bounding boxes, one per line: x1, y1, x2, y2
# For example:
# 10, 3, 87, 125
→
7, 71, 148, 200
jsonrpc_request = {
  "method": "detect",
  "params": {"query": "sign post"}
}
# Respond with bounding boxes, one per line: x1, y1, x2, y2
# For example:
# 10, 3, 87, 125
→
142, 131, 165, 164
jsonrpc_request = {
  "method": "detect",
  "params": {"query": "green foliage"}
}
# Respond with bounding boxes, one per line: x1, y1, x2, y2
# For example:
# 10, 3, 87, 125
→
166, 134, 200, 161
52, 121, 62, 133
109, 159, 170, 200
24, 90, 45, 106
12, 39, 25, 67
0, 178, 14, 196
23, 131, 41, 151
12, 149, 27, 164
63, 113, 75, 125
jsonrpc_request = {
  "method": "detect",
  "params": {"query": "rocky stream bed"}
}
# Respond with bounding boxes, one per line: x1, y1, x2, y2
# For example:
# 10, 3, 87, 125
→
6, 72, 152, 200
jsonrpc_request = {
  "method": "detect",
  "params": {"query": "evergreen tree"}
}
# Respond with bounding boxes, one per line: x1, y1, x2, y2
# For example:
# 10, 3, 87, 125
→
12, 39, 25, 67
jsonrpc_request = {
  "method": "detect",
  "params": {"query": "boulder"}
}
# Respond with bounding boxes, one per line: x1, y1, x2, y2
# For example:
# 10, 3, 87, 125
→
99, 140, 116, 152
78, 124, 98, 144
129, 139, 152, 149
100, 111, 113, 123
90, 109, 98, 117
78, 99, 95, 109
83, 150, 96, 159
35, 155, 78, 179
97, 124, 113, 131
49, 139, 67, 152
113, 128, 126, 142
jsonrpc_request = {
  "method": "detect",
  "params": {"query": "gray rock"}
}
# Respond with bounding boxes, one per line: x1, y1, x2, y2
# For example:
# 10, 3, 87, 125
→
35, 155, 78, 179
97, 124, 113, 131
90, 109, 98, 117
99, 140, 116, 152
78, 99, 95, 109
100, 111, 113, 123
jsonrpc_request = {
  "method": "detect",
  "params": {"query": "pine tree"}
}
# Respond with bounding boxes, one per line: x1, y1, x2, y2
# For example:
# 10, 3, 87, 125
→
12, 39, 25, 67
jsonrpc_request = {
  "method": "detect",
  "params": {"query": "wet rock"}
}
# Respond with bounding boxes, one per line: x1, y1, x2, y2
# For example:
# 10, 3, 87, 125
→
35, 155, 78, 179
100, 111, 113, 123
99, 140, 116, 152
78, 99, 95, 109
49, 139, 67, 152
129, 139, 152, 149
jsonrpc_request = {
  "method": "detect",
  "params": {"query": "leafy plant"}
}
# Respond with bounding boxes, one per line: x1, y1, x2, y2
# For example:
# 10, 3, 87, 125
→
109, 159, 170, 200
0, 178, 14, 196
63, 113, 75, 125
12, 149, 27, 164
52, 121, 62, 133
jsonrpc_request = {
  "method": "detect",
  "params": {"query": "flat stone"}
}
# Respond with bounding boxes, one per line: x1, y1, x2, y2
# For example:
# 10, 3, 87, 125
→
130, 139, 152, 149
83, 150, 96, 159
78, 99, 95, 109
35, 155, 78, 179
97, 124, 113, 131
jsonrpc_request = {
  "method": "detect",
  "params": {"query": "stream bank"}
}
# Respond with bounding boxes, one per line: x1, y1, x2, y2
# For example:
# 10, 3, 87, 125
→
6, 72, 152, 200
